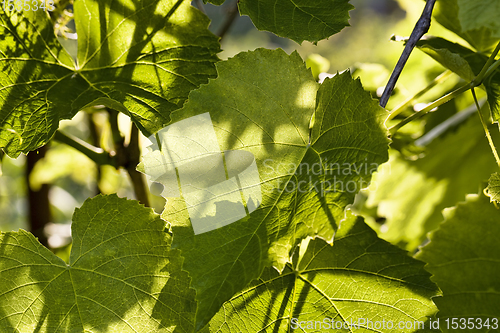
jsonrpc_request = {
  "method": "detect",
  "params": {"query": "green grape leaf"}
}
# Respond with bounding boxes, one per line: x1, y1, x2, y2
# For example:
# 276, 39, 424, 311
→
144, 48, 389, 329
415, 37, 500, 123
417, 192, 500, 329
485, 78, 500, 123
203, 213, 439, 332
0, 194, 195, 332
237, 0, 354, 44
431, 0, 499, 52
486, 172, 500, 203
364, 113, 500, 250
457, 0, 500, 39
0, 0, 220, 157
0, 9, 79, 157
415, 38, 479, 81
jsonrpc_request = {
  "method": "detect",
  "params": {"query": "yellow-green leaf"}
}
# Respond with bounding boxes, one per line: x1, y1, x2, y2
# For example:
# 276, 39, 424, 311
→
0, 194, 195, 332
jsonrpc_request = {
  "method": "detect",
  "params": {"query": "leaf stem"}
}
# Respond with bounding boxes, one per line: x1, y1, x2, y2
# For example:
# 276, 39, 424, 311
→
388, 70, 452, 120
472, 41, 500, 85
471, 88, 500, 168
483, 58, 500, 82
53, 130, 116, 167
389, 82, 471, 134
296, 237, 311, 270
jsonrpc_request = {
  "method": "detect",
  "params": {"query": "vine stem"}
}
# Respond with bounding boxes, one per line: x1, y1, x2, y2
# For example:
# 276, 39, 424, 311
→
26, 146, 50, 247
471, 88, 500, 168
379, 0, 437, 108
53, 130, 116, 167
125, 122, 150, 207
194, 0, 206, 15
107, 108, 150, 207
217, 1, 239, 40
87, 113, 102, 195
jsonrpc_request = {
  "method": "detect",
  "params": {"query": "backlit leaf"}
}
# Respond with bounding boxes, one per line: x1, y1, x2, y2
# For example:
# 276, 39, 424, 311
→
203, 213, 439, 332
0, 0, 220, 157
144, 48, 389, 328
486, 172, 500, 203
417, 192, 500, 330
0, 194, 195, 332
363, 113, 500, 250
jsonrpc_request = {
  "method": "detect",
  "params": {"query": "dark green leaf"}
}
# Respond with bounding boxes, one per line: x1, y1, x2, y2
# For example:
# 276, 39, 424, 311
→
238, 0, 354, 44
457, 0, 500, 39
203, 0, 225, 4
431, 0, 499, 52
0, 0, 220, 157
416, 38, 479, 81
485, 76, 500, 123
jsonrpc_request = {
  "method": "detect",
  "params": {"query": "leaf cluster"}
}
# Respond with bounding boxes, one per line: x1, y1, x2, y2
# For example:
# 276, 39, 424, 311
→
1, 0, 500, 332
